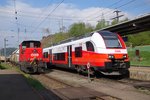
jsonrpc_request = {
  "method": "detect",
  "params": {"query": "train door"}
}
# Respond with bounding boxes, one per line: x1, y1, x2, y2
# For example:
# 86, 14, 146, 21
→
49, 49, 52, 64
67, 45, 72, 67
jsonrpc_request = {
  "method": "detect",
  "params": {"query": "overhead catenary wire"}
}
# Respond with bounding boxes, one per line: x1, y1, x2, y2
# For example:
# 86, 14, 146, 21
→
31, 0, 64, 34
0, 9, 86, 21
0, 0, 149, 34
0, 9, 112, 24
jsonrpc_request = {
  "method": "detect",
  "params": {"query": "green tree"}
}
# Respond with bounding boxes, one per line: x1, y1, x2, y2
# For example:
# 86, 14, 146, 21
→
68, 22, 93, 37
111, 17, 129, 25
120, 17, 129, 23
95, 19, 107, 30
126, 31, 150, 47
53, 32, 69, 44
85, 23, 94, 33
111, 19, 118, 25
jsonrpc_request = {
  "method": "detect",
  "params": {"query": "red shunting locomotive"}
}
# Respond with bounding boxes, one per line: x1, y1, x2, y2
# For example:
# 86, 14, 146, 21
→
19, 40, 45, 73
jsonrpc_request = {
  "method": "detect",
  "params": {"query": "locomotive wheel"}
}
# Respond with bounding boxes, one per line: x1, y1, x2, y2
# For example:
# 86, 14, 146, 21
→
44, 63, 48, 69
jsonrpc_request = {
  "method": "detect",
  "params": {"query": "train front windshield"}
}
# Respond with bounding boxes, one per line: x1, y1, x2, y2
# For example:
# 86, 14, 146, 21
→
22, 41, 41, 48
99, 31, 122, 48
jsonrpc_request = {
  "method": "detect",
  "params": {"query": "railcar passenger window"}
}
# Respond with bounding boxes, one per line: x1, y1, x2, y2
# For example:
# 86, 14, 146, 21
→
86, 41, 94, 52
43, 52, 48, 58
53, 53, 65, 61
75, 47, 82, 57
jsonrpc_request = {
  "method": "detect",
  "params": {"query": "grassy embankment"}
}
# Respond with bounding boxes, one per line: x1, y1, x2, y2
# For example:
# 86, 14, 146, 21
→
0, 63, 12, 69
127, 45, 150, 66
0, 63, 44, 90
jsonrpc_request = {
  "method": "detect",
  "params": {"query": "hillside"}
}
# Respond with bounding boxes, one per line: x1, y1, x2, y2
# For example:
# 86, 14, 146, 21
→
41, 30, 150, 48
126, 31, 150, 47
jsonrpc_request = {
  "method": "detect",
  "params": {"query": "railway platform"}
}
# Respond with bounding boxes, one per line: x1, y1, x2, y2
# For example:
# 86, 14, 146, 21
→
0, 69, 60, 100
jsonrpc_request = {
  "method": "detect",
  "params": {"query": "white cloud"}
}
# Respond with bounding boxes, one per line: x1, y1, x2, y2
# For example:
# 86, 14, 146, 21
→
0, 1, 134, 48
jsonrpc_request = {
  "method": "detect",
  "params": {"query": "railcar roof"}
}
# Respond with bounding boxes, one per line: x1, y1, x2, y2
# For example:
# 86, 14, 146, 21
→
21, 40, 40, 43
43, 31, 113, 50
51, 30, 112, 46
43, 36, 91, 51
52, 32, 93, 46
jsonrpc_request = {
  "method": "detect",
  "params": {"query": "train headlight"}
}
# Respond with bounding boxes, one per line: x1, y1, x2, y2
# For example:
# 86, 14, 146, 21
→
108, 54, 114, 59
123, 54, 127, 59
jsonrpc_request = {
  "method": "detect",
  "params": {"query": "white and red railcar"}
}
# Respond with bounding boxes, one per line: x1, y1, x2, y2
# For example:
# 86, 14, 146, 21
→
43, 31, 130, 76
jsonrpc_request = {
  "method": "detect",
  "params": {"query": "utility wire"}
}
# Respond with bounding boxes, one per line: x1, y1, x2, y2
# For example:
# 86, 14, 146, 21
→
30, 0, 53, 28
13, 0, 20, 44
31, 0, 64, 34
0, 9, 86, 21
1, 0, 148, 32
103, 0, 137, 20
0, 0, 142, 23
13, 0, 18, 27
85, 0, 122, 19
88, 0, 136, 21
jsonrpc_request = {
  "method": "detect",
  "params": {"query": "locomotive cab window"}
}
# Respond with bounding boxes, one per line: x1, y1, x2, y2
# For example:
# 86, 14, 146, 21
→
75, 47, 82, 57
22, 41, 41, 48
30, 42, 34, 48
86, 41, 95, 52
22, 45, 26, 49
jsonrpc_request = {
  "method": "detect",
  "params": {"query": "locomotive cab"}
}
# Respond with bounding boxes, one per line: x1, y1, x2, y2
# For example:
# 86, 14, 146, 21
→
19, 40, 45, 73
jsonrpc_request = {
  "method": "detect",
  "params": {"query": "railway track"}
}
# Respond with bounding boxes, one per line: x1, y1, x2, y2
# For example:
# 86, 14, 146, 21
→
41, 68, 150, 99
117, 78, 150, 91
46, 67, 150, 94
95, 76, 150, 94
31, 73, 121, 100
9, 62, 150, 93
93, 72, 150, 89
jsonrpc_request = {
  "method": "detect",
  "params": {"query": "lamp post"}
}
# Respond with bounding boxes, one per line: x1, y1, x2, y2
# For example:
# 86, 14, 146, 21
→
4, 36, 14, 63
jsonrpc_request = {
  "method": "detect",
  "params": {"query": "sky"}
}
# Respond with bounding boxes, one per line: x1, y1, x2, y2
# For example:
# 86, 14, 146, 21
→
0, 0, 150, 48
